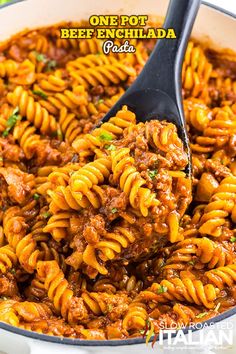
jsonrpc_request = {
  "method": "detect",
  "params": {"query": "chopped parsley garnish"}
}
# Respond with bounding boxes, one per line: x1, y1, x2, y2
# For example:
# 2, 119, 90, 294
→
157, 285, 168, 294
34, 51, 47, 63
148, 169, 158, 179
2, 107, 21, 137
33, 193, 40, 200
104, 144, 116, 151
107, 304, 113, 312
230, 236, 236, 243
111, 208, 117, 214
10, 268, 16, 274
97, 99, 104, 104
46, 59, 57, 72
42, 211, 51, 219
2, 130, 8, 138
99, 132, 113, 142
188, 260, 195, 266
33, 52, 57, 71
196, 312, 208, 319
57, 128, 63, 141
32, 90, 48, 100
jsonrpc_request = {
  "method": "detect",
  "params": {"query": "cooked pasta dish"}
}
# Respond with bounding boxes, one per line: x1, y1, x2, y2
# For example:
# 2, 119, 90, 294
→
0, 22, 235, 340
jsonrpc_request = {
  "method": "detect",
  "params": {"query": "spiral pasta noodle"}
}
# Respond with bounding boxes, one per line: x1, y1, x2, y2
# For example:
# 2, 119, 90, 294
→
59, 107, 82, 144
111, 147, 159, 216
79, 38, 102, 55
12, 120, 40, 159
184, 98, 211, 132
122, 300, 148, 331
37, 260, 74, 320
75, 87, 124, 119
72, 105, 136, 157
0, 300, 19, 326
0, 59, 19, 78
149, 278, 219, 309
48, 184, 106, 213
82, 225, 136, 275
66, 54, 116, 72
39, 85, 88, 114
9, 59, 36, 86
55, 35, 102, 53
172, 303, 197, 326
34, 72, 68, 93
182, 41, 212, 99
205, 264, 236, 289
0, 245, 17, 274
43, 211, 73, 242
199, 176, 236, 236
163, 236, 234, 271
0, 20, 236, 341
191, 105, 236, 153
7, 86, 57, 134
69, 157, 112, 202
37, 260, 89, 324
70, 61, 136, 88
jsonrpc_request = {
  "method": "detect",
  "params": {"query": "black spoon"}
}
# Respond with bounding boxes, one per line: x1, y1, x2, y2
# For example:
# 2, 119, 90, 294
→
99, 0, 201, 176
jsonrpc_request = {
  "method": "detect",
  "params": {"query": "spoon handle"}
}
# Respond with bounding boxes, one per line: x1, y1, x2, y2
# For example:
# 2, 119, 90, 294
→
130, 0, 201, 100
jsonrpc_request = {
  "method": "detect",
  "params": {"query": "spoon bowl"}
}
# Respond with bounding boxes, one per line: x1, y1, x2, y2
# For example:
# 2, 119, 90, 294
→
102, 88, 187, 137
99, 0, 201, 177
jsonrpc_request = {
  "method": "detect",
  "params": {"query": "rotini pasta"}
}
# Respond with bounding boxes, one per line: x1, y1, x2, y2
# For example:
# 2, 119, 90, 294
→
0, 20, 236, 342
70, 61, 136, 88
7, 86, 57, 134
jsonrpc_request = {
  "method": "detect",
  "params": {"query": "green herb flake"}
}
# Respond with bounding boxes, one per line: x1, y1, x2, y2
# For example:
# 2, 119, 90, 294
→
34, 51, 47, 63
157, 285, 168, 294
99, 132, 113, 142
57, 128, 63, 141
104, 144, 116, 151
42, 211, 51, 219
2, 107, 21, 137
188, 260, 195, 266
107, 304, 113, 312
32, 90, 48, 100
196, 312, 208, 319
10, 268, 16, 274
33, 193, 40, 201
2, 130, 8, 137
148, 169, 158, 179
111, 208, 118, 214
230, 236, 236, 243
46, 60, 57, 72
97, 99, 104, 104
